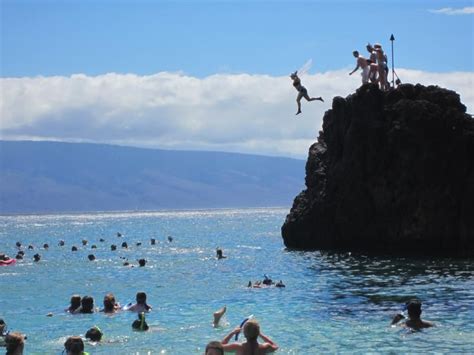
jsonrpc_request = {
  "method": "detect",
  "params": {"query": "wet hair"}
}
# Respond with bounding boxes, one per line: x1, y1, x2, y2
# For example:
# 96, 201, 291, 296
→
33, 253, 41, 262
138, 258, 146, 267
136, 242, 142, 246
15, 241, 22, 248
82, 239, 88, 246
406, 300, 422, 318
69, 295, 82, 311
103, 293, 116, 312
0, 318, 5, 332
91, 244, 97, 249
205, 340, 224, 355
87, 254, 96, 261
121, 242, 128, 248
16, 253, 23, 260
136, 292, 151, 310
64, 336, 84, 354
80, 296, 94, 313
28, 245, 34, 250
5, 332, 25, 355
71, 246, 78, 252
43, 243, 49, 249
150, 238, 156, 245
243, 319, 260, 341
85, 326, 103, 341
111, 244, 117, 251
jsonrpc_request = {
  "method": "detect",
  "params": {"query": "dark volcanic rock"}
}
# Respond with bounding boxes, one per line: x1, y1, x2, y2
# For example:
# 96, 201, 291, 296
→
282, 84, 474, 256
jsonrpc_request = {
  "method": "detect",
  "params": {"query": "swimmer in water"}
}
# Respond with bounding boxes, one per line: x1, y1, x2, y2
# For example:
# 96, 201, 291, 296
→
391, 300, 434, 330
66, 295, 82, 313
221, 319, 278, 354
64, 336, 85, 355
205, 341, 224, 355
5, 332, 25, 355
101, 293, 120, 314
85, 326, 103, 342
290, 71, 324, 115
213, 306, 227, 328
216, 248, 226, 260
132, 312, 149, 331
126, 292, 152, 312
78, 296, 95, 314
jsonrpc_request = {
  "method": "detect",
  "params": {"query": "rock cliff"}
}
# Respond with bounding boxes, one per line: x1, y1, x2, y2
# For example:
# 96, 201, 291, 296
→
282, 84, 474, 256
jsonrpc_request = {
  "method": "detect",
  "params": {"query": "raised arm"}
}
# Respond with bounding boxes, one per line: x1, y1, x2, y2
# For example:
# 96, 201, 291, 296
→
221, 327, 243, 353
221, 327, 240, 345
259, 332, 279, 352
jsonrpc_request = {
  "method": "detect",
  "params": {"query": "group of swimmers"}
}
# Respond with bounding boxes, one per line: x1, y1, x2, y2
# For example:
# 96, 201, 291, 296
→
247, 275, 285, 288
350, 42, 397, 90
1, 234, 175, 266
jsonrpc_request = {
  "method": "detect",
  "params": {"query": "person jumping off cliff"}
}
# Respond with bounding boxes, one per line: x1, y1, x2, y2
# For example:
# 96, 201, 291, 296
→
290, 71, 324, 115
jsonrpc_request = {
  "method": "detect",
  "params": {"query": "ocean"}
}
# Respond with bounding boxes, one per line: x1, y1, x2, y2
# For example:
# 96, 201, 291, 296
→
1, 208, 473, 354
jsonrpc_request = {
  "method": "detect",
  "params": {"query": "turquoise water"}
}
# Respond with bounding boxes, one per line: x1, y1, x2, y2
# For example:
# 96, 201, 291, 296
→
1, 208, 473, 354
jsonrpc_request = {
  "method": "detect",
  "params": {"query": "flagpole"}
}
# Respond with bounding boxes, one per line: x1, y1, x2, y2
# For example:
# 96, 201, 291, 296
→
390, 34, 395, 88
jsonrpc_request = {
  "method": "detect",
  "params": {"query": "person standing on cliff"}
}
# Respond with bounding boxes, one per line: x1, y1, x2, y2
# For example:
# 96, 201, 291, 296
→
349, 50, 370, 84
366, 44, 378, 83
290, 71, 324, 115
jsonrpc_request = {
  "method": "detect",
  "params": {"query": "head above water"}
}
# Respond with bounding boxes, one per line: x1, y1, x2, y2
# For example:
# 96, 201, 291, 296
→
64, 336, 84, 355
205, 340, 224, 355
85, 326, 103, 342
103, 293, 116, 312
70, 295, 81, 309
406, 300, 422, 319
136, 292, 147, 304
243, 319, 260, 341
81, 296, 94, 313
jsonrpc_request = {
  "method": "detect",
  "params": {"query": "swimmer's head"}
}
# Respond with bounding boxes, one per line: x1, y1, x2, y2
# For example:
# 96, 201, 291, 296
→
70, 295, 81, 309
5, 332, 25, 354
103, 293, 116, 312
243, 319, 260, 341
136, 292, 147, 304
85, 326, 103, 342
64, 336, 84, 355
138, 258, 147, 267
87, 254, 96, 261
406, 300, 422, 319
81, 296, 94, 313
205, 341, 224, 355
71, 246, 78, 252
0, 318, 5, 333
121, 242, 128, 249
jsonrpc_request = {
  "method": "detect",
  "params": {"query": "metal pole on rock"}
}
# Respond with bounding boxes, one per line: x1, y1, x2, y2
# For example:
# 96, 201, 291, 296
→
390, 34, 395, 88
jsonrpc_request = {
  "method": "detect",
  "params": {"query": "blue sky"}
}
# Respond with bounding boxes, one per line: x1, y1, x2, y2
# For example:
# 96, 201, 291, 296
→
1, 0, 473, 158
2, 0, 473, 77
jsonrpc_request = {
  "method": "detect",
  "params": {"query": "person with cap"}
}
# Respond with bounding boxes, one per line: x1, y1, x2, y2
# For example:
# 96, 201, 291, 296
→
391, 300, 434, 329
290, 71, 324, 115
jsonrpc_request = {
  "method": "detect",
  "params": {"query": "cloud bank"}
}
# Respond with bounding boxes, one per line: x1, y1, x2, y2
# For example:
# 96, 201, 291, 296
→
1, 69, 473, 158
429, 7, 474, 15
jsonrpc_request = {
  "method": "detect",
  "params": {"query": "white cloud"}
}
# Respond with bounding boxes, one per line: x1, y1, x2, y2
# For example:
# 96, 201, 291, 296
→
1, 69, 473, 158
429, 7, 474, 15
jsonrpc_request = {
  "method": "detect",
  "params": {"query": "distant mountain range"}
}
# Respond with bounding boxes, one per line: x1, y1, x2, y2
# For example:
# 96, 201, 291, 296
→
0, 141, 305, 214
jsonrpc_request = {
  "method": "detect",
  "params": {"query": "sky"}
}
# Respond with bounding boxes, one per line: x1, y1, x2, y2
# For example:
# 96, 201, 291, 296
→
1, 0, 473, 158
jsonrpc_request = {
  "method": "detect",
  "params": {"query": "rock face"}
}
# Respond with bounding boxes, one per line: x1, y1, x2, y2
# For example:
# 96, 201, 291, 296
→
282, 84, 474, 256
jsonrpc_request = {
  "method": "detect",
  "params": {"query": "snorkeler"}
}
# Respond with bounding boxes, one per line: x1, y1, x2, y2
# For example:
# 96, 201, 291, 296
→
391, 300, 434, 330
85, 326, 103, 342
132, 312, 149, 331
290, 71, 323, 115
221, 319, 278, 353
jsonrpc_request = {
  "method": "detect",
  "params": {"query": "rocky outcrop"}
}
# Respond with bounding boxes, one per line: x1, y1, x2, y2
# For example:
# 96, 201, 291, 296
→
282, 84, 474, 256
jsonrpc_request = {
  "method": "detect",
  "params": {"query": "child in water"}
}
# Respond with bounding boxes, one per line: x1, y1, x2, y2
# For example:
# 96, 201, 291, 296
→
290, 71, 324, 115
